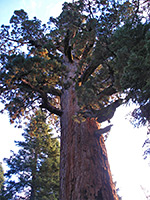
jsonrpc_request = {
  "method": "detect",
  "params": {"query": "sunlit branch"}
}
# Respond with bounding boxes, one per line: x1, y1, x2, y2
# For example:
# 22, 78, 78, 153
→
80, 40, 95, 62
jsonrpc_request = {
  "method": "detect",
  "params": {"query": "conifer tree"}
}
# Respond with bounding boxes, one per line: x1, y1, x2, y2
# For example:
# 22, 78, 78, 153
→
0, 163, 7, 200
0, 163, 4, 193
3, 110, 60, 200
0, 1, 148, 199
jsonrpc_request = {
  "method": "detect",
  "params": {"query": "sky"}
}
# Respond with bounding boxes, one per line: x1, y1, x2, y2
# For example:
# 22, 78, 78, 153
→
0, 0, 150, 199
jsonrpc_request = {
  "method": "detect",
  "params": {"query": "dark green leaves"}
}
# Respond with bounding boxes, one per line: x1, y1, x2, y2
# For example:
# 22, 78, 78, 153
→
0, 1, 149, 125
110, 22, 150, 124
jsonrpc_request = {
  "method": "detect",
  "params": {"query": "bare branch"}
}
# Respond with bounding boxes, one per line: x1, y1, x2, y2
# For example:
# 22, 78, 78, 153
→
88, 0, 94, 19
79, 53, 115, 86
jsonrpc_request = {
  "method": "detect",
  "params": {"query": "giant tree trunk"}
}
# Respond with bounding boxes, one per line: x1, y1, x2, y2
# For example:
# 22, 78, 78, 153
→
60, 61, 118, 200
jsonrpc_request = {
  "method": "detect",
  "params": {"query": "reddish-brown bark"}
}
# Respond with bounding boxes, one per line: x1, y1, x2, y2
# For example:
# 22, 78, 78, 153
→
60, 82, 118, 200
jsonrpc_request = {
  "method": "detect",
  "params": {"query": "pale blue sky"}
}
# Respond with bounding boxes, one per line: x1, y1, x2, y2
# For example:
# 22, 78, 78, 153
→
0, 1, 150, 199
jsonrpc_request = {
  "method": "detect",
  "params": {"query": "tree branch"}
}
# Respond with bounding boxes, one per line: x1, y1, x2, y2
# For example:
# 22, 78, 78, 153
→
40, 99, 63, 116
47, 86, 62, 97
80, 41, 95, 61
95, 124, 113, 137
97, 85, 117, 100
88, 1, 94, 19
21, 78, 61, 97
5, 37, 28, 45
80, 61, 100, 84
21, 79, 63, 116
94, 99, 122, 123
79, 54, 115, 87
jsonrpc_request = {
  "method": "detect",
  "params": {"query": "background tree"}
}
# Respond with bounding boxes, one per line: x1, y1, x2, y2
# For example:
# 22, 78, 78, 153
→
0, 163, 4, 192
0, 0, 147, 199
0, 163, 8, 200
3, 110, 60, 200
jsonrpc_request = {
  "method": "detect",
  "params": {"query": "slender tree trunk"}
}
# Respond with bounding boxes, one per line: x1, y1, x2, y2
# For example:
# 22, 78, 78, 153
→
30, 151, 37, 200
60, 60, 118, 200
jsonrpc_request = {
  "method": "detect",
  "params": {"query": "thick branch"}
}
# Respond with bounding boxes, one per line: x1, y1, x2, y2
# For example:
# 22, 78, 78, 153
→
95, 124, 113, 136
81, 41, 94, 61
95, 99, 122, 123
80, 61, 99, 84
21, 79, 63, 116
98, 85, 117, 100
48, 87, 62, 97
40, 100, 63, 116
80, 45, 116, 85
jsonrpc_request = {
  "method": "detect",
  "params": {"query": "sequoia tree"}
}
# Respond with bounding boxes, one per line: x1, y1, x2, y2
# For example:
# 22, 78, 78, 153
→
0, 0, 144, 199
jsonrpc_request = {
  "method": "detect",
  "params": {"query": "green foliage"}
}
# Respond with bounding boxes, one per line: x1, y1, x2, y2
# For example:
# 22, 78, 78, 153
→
111, 22, 150, 125
0, 1, 142, 124
0, 163, 4, 192
3, 110, 60, 199
0, 163, 8, 200
0, 1, 149, 124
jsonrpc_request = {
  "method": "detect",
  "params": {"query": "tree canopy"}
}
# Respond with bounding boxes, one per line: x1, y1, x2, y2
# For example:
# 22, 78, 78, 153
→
0, 0, 146, 125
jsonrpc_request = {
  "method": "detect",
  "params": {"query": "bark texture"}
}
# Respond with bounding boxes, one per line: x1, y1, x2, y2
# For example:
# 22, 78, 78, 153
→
60, 80, 118, 200
59, 59, 118, 200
